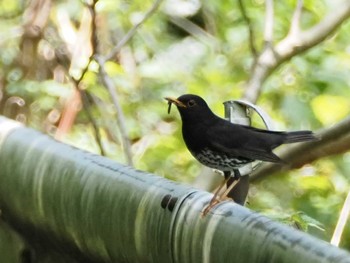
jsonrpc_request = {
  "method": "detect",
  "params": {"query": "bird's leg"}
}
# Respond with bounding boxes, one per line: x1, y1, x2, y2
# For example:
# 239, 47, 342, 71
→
221, 169, 241, 200
202, 171, 231, 216
210, 171, 231, 203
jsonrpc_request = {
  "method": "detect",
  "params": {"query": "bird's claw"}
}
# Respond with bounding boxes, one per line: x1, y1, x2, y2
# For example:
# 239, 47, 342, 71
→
201, 195, 233, 217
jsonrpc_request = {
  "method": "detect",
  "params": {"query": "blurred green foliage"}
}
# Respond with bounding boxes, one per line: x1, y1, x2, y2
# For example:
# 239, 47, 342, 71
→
0, 0, 350, 259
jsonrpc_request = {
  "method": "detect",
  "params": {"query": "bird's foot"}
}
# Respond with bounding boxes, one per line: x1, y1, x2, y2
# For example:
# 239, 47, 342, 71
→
201, 176, 240, 217
201, 195, 233, 217
202, 198, 219, 217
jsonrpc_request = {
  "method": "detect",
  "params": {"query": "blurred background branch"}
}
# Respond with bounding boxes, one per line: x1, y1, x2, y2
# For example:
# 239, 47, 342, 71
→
290, 0, 303, 36
263, 0, 274, 45
243, 0, 350, 103
237, 0, 257, 59
104, 0, 164, 62
95, 0, 164, 166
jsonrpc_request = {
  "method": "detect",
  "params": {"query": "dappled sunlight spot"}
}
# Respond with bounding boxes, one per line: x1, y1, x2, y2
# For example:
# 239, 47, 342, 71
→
299, 165, 317, 177
311, 95, 350, 125
290, 161, 336, 194
163, 0, 201, 17
104, 61, 125, 76
297, 175, 334, 194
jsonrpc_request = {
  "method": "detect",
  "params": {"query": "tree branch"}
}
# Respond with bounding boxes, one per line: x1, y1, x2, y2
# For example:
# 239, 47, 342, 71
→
251, 116, 350, 182
264, 0, 274, 45
289, 0, 303, 36
243, 0, 350, 103
276, 0, 350, 63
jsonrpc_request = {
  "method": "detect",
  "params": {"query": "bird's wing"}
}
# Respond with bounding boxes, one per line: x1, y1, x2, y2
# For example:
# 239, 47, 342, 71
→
206, 122, 282, 163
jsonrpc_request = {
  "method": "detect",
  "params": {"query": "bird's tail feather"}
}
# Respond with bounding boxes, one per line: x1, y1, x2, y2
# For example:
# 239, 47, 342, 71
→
283, 131, 319, 143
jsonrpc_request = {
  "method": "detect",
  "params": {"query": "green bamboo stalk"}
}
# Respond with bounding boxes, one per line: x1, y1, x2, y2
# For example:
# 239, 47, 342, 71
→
0, 116, 349, 263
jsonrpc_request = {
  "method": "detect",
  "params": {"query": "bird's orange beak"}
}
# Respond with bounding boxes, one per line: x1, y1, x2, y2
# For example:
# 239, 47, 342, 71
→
165, 97, 186, 114
165, 97, 186, 107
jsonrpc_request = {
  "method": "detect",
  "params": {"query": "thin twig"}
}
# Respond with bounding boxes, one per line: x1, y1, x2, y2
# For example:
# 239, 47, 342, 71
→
104, 0, 164, 61
81, 90, 106, 156
168, 16, 217, 47
290, 0, 303, 36
74, 0, 99, 84
238, 0, 258, 58
70, 0, 106, 156
96, 56, 133, 166
264, 0, 274, 45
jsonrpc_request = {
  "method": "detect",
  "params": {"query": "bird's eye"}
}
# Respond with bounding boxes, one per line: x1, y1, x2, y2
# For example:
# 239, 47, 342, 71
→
187, 100, 196, 107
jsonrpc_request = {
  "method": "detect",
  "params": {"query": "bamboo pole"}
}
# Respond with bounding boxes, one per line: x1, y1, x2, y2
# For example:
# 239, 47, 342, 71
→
0, 116, 349, 263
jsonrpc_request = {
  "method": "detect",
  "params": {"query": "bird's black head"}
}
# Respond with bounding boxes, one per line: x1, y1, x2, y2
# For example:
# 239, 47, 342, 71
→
165, 94, 214, 122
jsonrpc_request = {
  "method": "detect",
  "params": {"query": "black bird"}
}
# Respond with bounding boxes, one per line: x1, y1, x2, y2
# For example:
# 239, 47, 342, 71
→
165, 94, 317, 215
